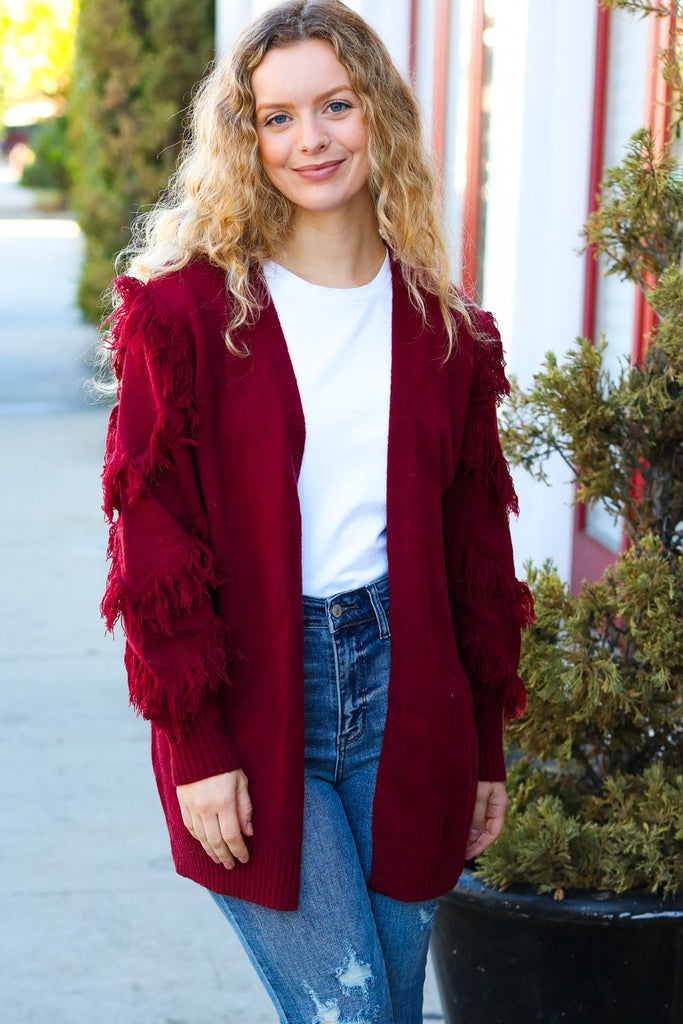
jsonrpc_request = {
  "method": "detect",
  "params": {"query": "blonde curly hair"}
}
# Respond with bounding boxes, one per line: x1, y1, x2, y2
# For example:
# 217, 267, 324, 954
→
120, 0, 470, 354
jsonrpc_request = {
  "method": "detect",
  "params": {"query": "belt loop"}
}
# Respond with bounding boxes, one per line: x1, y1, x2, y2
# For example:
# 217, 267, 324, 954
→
367, 580, 390, 639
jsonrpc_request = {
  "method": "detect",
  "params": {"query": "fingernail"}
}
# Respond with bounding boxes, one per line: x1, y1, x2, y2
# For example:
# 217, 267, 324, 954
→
225, 862, 235, 870
237, 855, 248, 864
245, 821, 254, 835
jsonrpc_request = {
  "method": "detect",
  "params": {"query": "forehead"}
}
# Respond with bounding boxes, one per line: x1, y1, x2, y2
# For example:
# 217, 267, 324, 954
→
251, 38, 353, 99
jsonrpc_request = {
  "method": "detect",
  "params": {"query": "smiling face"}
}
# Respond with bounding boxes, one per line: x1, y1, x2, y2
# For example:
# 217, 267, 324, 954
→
251, 39, 371, 217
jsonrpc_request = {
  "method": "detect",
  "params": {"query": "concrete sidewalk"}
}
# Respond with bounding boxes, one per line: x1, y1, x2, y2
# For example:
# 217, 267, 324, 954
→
0, 164, 444, 1023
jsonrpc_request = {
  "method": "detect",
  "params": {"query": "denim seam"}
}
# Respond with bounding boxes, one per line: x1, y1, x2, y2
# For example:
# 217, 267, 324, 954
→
331, 621, 345, 787
367, 581, 390, 639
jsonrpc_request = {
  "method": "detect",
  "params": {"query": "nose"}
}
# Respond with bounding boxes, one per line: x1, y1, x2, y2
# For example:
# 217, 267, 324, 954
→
297, 112, 328, 154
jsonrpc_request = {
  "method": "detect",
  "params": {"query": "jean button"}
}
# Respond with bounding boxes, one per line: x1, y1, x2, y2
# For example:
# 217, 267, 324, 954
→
331, 603, 343, 619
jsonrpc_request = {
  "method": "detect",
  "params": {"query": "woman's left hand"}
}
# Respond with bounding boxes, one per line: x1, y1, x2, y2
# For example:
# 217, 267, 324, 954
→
465, 780, 509, 859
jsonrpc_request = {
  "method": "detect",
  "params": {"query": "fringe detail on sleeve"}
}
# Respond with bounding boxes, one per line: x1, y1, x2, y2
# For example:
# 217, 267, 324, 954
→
101, 527, 222, 636
471, 311, 510, 404
458, 636, 528, 721
100, 276, 237, 742
101, 275, 198, 517
123, 620, 234, 742
459, 318, 519, 515
451, 541, 535, 630
450, 540, 536, 626
449, 540, 533, 720
460, 419, 519, 517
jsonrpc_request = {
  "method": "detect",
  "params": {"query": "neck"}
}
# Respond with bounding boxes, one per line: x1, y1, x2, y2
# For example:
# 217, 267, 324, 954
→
277, 190, 385, 287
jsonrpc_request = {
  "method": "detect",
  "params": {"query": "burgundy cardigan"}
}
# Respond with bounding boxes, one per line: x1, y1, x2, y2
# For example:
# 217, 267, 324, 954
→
101, 257, 532, 910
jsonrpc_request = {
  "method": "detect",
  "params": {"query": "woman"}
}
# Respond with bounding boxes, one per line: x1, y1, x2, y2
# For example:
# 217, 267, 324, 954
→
101, 2, 533, 1021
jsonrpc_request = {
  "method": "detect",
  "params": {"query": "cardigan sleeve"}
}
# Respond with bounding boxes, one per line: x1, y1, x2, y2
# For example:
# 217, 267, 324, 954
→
101, 276, 241, 787
443, 310, 533, 781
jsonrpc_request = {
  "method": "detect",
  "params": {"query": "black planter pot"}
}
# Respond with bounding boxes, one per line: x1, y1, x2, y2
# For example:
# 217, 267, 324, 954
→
430, 869, 683, 1024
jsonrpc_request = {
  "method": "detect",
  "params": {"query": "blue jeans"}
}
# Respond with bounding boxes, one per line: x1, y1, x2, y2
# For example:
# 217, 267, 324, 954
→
210, 576, 437, 1024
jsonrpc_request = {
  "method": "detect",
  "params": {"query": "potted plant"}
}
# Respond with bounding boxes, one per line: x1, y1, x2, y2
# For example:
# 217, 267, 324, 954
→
431, 4, 683, 1021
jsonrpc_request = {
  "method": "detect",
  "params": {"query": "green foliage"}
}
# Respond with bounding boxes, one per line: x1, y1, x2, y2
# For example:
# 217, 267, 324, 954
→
0, 0, 78, 120
476, 2, 683, 898
21, 115, 71, 191
601, 2, 683, 134
479, 761, 683, 898
67, 0, 215, 320
601, 1, 682, 18
584, 128, 683, 289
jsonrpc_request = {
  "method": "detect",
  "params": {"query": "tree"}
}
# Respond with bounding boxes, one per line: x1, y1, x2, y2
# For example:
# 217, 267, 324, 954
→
67, 0, 214, 319
0, 0, 78, 122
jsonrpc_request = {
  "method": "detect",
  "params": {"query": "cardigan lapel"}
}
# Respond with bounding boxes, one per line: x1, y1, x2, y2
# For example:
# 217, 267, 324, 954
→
385, 262, 434, 574
247, 294, 307, 480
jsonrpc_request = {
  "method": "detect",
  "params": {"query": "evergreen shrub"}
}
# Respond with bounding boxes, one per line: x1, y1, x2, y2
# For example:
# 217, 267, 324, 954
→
476, 2, 683, 899
21, 115, 71, 193
67, 0, 215, 320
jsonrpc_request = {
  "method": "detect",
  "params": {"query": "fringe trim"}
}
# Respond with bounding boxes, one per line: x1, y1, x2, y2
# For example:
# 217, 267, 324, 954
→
101, 527, 221, 636
458, 635, 528, 721
102, 412, 195, 517
123, 620, 234, 742
101, 275, 198, 518
451, 541, 535, 630
472, 313, 511, 405
460, 419, 519, 517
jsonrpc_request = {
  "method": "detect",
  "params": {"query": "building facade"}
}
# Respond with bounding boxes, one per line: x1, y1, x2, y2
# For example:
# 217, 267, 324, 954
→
215, 0, 674, 587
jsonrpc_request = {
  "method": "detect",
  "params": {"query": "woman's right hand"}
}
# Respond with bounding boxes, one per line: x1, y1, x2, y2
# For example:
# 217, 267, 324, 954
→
176, 769, 253, 869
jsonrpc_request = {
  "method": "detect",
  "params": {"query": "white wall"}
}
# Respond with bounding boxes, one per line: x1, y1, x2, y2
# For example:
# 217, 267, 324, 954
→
482, 0, 598, 579
215, 0, 412, 73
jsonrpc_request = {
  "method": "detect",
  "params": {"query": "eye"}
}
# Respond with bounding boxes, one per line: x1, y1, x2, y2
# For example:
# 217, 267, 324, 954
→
327, 100, 351, 114
264, 112, 290, 127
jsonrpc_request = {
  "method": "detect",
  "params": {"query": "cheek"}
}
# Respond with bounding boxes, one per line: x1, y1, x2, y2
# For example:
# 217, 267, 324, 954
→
347, 119, 369, 161
257, 135, 284, 175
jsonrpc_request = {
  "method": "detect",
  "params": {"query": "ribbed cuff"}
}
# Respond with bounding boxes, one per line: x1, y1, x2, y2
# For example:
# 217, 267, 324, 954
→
168, 695, 241, 786
472, 696, 506, 781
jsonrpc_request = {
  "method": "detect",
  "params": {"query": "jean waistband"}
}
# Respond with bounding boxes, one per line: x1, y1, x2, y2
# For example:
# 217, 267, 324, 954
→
303, 575, 390, 637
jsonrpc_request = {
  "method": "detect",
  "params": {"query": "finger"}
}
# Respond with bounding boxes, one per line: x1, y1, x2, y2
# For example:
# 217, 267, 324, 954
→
465, 832, 492, 859
204, 818, 237, 869
218, 810, 249, 865
236, 775, 254, 837
467, 789, 489, 843
190, 811, 223, 866
465, 823, 494, 859
486, 802, 507, 842
466, 784, 509, 858
177, 796, 194, 836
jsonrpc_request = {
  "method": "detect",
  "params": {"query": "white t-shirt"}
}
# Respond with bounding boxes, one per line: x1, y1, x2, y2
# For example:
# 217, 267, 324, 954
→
263, 252, 392, 597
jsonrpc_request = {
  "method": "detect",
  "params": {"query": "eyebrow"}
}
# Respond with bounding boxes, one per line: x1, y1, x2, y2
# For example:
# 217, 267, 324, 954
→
255, 86, 355, 116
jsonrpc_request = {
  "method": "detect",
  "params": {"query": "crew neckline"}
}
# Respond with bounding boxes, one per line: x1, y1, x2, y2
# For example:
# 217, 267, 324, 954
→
263, 249, 391, 302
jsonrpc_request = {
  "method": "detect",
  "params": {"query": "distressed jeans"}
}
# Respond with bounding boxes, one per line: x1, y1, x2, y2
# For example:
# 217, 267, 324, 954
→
210, 575, 437, 1024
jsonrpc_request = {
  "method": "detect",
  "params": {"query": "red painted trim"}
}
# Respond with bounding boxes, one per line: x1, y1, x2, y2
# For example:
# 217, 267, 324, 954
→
461, 0, 485, 298
644, 4, 675, 147
431, 0, 451, 179
408, 0, 419, 83
581, 7, 611, 342
631, 7, 675, 362
572, 6, 611, 592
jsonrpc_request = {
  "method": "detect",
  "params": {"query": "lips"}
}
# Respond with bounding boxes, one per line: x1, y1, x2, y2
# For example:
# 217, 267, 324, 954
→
293, 160, 345, 180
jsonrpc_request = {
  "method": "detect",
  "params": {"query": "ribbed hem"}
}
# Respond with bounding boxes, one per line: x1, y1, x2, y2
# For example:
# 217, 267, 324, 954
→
169, 695, 241, 786
173, 837, 303, 911
472, 696, 506, 781
368, 836, 467, 903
